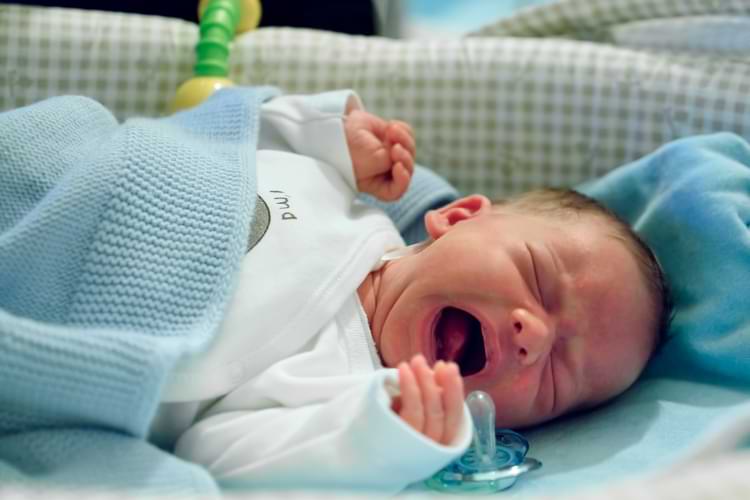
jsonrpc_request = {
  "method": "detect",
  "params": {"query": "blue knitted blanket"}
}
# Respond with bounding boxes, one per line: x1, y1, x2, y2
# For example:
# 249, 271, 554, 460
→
0, 88, 458, 494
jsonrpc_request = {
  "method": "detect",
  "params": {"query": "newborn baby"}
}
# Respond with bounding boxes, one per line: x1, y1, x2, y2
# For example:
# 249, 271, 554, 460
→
363, 188, 669, 430
151, 90, 669, 492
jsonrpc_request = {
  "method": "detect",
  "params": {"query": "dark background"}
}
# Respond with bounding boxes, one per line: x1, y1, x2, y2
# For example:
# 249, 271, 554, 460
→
1, 0, 377, 35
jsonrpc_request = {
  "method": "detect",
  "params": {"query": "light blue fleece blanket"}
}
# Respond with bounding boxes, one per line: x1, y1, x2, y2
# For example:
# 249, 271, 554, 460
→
0, 88, 458, 495
506, 133, 750, 497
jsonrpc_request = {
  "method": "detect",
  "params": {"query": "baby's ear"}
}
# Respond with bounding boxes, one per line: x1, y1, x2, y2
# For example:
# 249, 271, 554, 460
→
424, 194, 492, 239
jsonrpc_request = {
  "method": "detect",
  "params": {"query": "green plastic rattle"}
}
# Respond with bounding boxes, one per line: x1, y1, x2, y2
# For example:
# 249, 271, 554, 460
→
170, 0, 261, 113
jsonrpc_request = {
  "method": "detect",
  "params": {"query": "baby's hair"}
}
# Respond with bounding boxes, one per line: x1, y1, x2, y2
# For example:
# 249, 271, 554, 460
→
492, 188, 673, 357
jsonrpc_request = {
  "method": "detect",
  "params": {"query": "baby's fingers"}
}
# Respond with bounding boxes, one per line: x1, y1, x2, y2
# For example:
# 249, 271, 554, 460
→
412, 355, 445, 443
372, 152, 411, 202
384, 161, 411, 201
386, 121, 416, 160
435, 362, 465, 445
391, 143, 414, 174
396, 362, 424, 434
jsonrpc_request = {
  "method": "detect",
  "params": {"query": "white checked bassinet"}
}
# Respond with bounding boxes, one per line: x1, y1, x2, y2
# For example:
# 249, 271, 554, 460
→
2, 0, 748, 201
1, 1, 750, 499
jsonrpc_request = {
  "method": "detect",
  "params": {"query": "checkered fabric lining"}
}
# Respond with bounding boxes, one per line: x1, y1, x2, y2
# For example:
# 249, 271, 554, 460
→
0, 1, 748, 200
607, 16, 750, 53
470, 0, 750, 37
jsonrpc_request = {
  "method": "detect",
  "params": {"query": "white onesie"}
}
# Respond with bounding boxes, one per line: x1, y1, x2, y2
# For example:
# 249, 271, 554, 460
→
149, 91, 471, 493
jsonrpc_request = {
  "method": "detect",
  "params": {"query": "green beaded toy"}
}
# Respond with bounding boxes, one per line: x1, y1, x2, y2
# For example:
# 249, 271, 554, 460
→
170, 0, 261, 113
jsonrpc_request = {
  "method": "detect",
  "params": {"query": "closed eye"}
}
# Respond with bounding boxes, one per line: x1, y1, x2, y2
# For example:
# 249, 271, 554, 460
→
526, 243, 545, 308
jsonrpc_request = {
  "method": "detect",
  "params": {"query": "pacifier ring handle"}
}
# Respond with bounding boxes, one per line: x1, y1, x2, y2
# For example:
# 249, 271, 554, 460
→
459, 457, 542, 483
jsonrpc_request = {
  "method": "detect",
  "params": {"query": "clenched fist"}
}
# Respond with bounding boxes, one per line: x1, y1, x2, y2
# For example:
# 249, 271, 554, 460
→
345, 109, 416, 202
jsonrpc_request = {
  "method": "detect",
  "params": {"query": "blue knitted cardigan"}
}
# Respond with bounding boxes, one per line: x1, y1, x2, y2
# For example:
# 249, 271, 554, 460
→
0, 88, 458, 495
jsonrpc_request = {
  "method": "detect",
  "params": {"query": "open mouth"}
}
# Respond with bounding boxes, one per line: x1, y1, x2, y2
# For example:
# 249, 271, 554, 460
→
434, 307, 487, 376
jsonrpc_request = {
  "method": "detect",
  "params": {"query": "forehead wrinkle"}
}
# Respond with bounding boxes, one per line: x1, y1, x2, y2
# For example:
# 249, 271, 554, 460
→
555, 231, 634, 406
542, 236, 599, 410
539, 218, 654, 411
582, 252, 653, 407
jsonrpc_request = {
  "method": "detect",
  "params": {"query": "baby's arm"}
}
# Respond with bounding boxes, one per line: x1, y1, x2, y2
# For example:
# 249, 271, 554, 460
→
259, 91, 362, 193
174, 371, 471, 492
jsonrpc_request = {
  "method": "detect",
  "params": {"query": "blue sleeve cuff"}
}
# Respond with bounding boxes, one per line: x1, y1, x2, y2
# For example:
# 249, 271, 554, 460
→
359, 165, 460, 244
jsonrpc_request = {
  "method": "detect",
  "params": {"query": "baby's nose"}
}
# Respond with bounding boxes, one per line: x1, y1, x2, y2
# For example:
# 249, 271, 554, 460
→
510, 308, 555, 366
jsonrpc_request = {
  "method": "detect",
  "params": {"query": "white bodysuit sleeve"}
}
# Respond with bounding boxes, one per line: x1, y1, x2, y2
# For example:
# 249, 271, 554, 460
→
174, 370, 472, 493
258, 90, 365, 193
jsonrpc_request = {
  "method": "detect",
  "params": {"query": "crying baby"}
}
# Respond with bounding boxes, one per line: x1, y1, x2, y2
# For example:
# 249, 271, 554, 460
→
151, 89, 670, 492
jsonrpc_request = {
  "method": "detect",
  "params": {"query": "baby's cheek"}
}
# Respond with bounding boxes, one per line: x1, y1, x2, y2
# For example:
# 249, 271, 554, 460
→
469, 373, 541, 427
567, 335, 585, 354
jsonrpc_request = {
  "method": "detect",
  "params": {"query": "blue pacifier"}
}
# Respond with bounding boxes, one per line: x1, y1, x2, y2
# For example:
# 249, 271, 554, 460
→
425, 391, 542, 494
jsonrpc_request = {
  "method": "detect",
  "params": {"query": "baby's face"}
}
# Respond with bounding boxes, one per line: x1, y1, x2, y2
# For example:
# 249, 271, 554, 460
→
369, 200, 655, 428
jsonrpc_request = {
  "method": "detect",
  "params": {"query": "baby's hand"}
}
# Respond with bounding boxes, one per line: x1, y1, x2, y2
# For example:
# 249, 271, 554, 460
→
392, 355, 465, 446
345, 109, 415, 202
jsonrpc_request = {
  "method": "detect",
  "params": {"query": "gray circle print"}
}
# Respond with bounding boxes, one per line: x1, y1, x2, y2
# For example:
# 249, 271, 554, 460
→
247, 194, 270, 252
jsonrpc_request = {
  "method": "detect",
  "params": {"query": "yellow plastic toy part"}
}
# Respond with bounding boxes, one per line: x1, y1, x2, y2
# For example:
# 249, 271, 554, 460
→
199, 0, 262, 34
169, 77, 235, 114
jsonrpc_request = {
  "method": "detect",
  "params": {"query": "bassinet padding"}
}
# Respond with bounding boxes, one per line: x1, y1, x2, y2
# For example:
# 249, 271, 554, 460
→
1, 1, 749, 199
471, 0, 750, 56
3, 2, 750, 500
471, 0, 750, 38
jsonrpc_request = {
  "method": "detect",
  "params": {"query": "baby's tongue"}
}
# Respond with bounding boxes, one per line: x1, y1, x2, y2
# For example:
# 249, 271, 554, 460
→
438, 308, 470, 363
